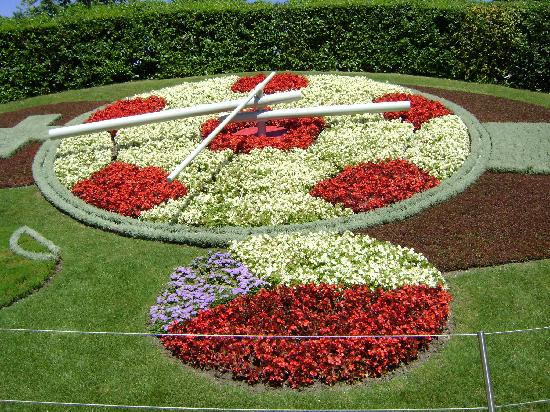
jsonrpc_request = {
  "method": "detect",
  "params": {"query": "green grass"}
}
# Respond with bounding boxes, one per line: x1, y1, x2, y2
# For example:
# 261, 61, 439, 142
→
0, 186, 548, 411
0, 236, 57, 308
0, 72, 548, 116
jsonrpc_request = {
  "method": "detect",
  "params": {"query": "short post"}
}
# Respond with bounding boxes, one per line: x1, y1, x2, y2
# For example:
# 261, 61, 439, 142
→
255, 90, 267, 137
478, 331, 497, 412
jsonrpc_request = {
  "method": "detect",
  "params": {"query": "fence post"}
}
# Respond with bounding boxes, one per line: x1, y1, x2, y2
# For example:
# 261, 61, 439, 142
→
478, 331, 497, 412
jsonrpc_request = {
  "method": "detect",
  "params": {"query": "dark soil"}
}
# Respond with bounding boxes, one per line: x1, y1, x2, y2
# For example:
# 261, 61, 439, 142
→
407, 85, 550, 123
0, 101, 107, 188
360, 172, 550, 272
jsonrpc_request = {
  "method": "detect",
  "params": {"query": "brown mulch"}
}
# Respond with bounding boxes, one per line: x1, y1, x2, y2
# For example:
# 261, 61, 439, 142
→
0, 101, 107, 188
359, 172, 550, 272
406, 85, 550, 123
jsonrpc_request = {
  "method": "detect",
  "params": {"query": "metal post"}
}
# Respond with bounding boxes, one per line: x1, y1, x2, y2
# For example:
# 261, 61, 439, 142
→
255, 90, 267, 137
478, 331, 497, 412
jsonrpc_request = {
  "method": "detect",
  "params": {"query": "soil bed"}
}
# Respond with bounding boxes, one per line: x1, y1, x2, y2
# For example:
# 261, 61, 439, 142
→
408, 86, 550, 123
360, 172, 550, 272
0, 101, 107, 187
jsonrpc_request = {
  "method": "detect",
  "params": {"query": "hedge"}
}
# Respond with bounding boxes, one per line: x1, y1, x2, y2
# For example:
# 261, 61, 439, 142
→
0, 0, 547, 104
32, 83, 491, 247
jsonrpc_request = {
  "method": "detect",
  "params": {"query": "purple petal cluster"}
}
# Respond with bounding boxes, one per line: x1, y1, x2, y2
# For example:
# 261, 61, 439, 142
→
150, 251, 268, 331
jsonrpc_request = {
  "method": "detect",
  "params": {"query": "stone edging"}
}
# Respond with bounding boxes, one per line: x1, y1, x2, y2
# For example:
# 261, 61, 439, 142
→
33, 86, 492, 247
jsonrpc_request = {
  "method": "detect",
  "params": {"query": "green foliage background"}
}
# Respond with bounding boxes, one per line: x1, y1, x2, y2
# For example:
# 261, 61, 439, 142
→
0, 0, 548, 103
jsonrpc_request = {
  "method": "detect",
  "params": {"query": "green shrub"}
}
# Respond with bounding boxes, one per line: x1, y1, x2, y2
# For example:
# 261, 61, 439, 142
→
0, 0, 547, 103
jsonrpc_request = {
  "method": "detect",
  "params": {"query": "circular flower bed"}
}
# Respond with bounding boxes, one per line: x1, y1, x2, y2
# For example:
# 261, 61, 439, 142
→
153, 231, 451, 388
53, 73, 470, 228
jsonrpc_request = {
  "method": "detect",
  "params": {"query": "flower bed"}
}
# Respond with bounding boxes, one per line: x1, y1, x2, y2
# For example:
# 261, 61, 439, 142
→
231, 72, 309, 94
53, 73, 470, 227
154, 231, 451, 388
162, 284, 451, 388
310, 159, 440, 212
72, 162, 187, 217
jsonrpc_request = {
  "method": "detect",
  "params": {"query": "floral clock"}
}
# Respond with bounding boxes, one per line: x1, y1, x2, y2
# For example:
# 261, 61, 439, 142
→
52, 72, 471, 228
45, 73, 472, 387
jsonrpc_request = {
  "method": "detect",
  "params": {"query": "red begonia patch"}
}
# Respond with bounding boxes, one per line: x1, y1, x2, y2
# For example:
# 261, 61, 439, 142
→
72, 162, 187, 217
161, 284, 451, 388
310, 159, 440, 213
85, 96, 166, 136
201, 115, 326, 153
374, 93, 452, 130
231, 72, 309, 94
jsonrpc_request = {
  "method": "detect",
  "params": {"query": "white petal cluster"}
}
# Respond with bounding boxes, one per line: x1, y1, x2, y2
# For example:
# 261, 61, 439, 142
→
404, 115, 470, 179
229, 231, 445, 289
53, 74, 470, 226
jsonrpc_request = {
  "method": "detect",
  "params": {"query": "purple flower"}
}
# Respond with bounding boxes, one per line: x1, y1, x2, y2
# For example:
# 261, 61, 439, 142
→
149, 251, 269, 332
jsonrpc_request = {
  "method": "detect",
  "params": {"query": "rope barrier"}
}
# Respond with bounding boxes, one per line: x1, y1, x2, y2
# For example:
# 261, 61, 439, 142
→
0, 400, 489, 411
496, 398, 550, 409
0, 325, 547, 339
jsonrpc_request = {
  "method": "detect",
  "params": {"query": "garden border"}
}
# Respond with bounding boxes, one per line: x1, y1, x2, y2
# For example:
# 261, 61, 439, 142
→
33, 79, 491, 247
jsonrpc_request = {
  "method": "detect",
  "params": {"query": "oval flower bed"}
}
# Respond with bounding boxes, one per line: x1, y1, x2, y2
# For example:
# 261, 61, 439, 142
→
152, 231, 451, 388
54, 73, 470, 227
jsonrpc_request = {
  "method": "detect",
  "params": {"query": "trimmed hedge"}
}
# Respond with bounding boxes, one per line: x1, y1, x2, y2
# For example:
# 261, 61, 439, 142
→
0, 0, 548, 103
32, 81, 491, 247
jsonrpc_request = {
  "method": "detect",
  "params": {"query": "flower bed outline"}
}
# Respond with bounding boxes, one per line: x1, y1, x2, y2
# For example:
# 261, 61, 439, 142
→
33, 80, 491, 247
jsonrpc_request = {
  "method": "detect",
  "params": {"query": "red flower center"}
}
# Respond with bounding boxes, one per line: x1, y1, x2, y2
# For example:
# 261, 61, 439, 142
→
201, 113, 326, 154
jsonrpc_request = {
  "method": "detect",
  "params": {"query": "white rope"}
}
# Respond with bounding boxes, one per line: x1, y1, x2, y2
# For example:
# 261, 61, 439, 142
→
496, 398, 550, 409
0, 399, 487, 411
0, 327, 476, 339
0, 325, 548, 339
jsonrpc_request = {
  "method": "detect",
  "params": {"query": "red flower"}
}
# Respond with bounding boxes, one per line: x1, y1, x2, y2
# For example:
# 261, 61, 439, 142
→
85, 96, 166, 136
72, 162, 187, 217
201, 112, 326, 153
310, 159, 440, 213
231, 72, 309, 94
161, 284, 452, 388
374, 93, 452, 130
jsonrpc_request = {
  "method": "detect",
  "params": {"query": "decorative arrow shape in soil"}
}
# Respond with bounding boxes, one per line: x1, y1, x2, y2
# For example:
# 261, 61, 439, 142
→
0, 114, 61, 158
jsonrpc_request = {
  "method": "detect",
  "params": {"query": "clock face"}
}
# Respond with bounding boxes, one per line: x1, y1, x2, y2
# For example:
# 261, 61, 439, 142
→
52, 73, 470, 230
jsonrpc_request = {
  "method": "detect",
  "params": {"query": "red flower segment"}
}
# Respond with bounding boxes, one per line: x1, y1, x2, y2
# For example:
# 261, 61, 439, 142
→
201, 115, 326, 154
374, 93, 452, 130
161, 284, 452, 388
310, 159, 440, 213
85, 96, 167, 136
231, 72, 309, 94
72, 162, 187, 217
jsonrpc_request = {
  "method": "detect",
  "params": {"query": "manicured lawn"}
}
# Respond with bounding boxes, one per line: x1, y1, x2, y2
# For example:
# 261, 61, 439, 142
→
0, 185, 548, 411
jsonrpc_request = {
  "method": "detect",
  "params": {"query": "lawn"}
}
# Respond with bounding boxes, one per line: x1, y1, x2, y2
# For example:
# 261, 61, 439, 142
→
0, 73, 548, 411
